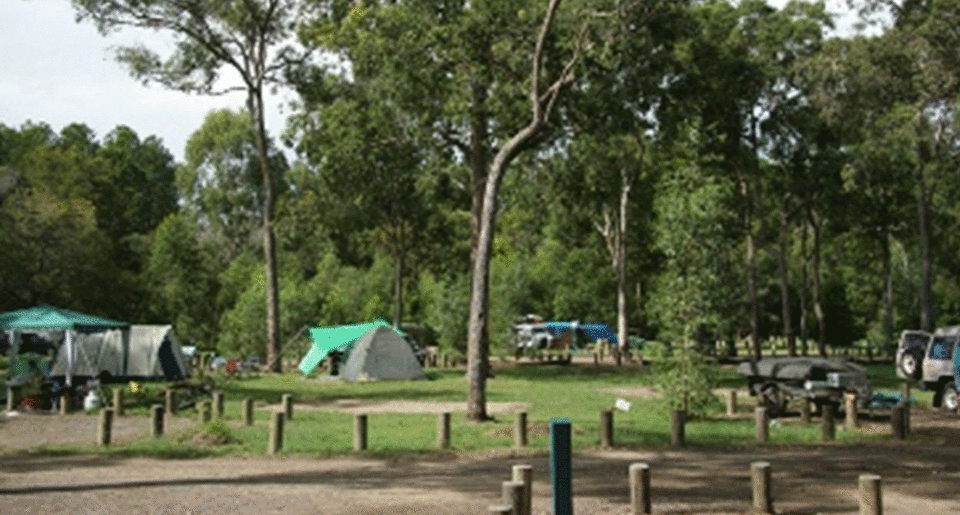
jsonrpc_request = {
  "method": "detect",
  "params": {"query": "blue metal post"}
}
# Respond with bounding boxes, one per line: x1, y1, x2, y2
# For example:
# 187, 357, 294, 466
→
550, 417, 572, 515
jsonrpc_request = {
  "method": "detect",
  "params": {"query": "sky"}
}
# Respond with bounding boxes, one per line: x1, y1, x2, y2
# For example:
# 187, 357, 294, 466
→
1, 0, 861, 163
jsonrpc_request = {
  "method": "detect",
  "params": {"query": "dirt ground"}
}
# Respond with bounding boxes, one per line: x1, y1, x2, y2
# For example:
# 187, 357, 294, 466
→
1, 400, 960, 514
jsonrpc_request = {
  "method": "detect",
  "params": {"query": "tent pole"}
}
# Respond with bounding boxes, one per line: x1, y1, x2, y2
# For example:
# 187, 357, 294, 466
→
8, 331, 19, 381
65, 330, 73, 387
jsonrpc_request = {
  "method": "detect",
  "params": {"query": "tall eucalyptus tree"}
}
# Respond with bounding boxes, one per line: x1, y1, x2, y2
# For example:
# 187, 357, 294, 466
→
73, 0, 318, 370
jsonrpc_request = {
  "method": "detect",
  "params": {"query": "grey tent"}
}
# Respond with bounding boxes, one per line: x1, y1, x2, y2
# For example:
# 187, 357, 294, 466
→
126, 325, 189, 380
49, 329, 126, 379
339, 326, 426, 381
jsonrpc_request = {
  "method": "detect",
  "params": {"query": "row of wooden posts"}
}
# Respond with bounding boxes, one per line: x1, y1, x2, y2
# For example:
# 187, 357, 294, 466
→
667, 389, 912, 447
486, 461, 885, 515
92, 389, 295, 448
80, 387, 911, 449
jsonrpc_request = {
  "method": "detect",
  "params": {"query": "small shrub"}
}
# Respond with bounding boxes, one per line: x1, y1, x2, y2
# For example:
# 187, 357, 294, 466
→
181, 419, 238, 447
648, 341, 721, 418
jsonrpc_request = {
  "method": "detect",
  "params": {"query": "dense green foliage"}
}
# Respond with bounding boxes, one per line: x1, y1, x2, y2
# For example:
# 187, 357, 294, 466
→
4, 0, 960, 365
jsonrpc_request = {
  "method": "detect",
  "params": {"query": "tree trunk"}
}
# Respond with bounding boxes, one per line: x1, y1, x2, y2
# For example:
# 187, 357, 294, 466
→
881, 226, 894, 353
737, 168, 760, 361
779, 198, 795, 356
467, 68, 491, 385
809, 211, 826, 358
918, 164, 933, 332
466, 0, 572, 421
469, 74, 490, 264
616, 173, 629, 359
394, 242, 405, 328
248, 88, 280, 373
799, 214, 809, 356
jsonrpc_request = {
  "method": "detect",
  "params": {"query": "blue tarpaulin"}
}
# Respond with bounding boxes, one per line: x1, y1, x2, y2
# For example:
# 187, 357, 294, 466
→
543, 322, 618, 347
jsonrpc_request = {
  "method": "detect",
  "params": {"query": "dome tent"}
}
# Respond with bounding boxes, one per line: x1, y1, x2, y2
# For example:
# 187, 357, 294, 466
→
298, 320, 393, 376
125, 325, 189, 380
339, 326, 426, 381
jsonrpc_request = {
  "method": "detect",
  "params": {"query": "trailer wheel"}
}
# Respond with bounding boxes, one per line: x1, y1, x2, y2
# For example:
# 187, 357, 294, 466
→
759, 384, 786, 417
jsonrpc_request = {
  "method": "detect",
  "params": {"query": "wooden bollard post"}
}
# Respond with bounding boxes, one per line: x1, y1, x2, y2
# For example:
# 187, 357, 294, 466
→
98, 407, 114, 446
59, 394, 69, 415
892, 404, 906, 440
600, 409, 614, 448
112, 389, 124, 417
164, 388, 176, 416
751, 461, 773, 514
512, 464, 533, 515
902, 382, 911, 435
629, 463, 652, 515
198, 400, 212, 423
268, 411, 284, 454
755, 407, 769, 443
670, 409, 685, 447
282, 393, 293, 421
502, 480, 524, 515
151, 404, 164, 438
488, 505, 513, 515
213, 391, 224, 419
242, 397, 254, 426
6, 386, 16, 412
438, 412, 451, 449
859, 474, 882, 515
822, 404, 836, 442
515, 411, 528, 448
846, 392, 859, 430
726, 389, 737, 416
800, 397, 811, 423
354, 413, 368, 451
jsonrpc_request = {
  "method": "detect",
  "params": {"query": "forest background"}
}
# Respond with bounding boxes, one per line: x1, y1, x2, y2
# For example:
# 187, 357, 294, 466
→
1, 0, 957, 368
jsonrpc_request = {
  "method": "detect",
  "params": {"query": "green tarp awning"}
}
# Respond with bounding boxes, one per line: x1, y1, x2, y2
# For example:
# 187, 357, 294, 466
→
298, 320, 394, 376
0, 305, 128, 331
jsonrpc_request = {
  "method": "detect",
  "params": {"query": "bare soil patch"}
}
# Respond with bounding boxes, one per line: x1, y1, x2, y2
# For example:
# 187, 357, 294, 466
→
0, 410, 194, 451
290, 398, 530, 415
2, 395, 959, 513
1, 441, 959, 514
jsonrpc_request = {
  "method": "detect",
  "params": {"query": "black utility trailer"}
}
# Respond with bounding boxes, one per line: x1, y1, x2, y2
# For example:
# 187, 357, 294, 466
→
737, 357, 872, 417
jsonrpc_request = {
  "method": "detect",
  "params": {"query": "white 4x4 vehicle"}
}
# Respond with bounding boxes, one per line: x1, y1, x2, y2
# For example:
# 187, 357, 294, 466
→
896, 327, 960, 410
514, 324, 554, 351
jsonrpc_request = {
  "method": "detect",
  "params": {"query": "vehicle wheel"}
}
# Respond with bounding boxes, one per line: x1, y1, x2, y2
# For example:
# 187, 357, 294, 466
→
759, 384, 786, 417
943, 383, 959, 412
899, 348, 923, 380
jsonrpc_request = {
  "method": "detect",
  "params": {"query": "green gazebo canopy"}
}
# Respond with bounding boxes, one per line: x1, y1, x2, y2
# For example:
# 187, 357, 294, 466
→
0, 305, 127, 331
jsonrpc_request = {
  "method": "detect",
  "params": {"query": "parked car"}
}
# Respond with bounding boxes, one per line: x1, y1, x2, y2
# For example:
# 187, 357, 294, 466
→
737, 357, 872, 417
895, 327, 960, 409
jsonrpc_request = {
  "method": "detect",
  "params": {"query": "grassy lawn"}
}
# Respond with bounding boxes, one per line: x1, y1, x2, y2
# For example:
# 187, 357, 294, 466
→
10, 359, 904, 458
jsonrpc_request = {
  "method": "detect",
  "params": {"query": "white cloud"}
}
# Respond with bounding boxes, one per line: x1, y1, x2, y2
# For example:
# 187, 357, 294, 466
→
0, 0, 288, 162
